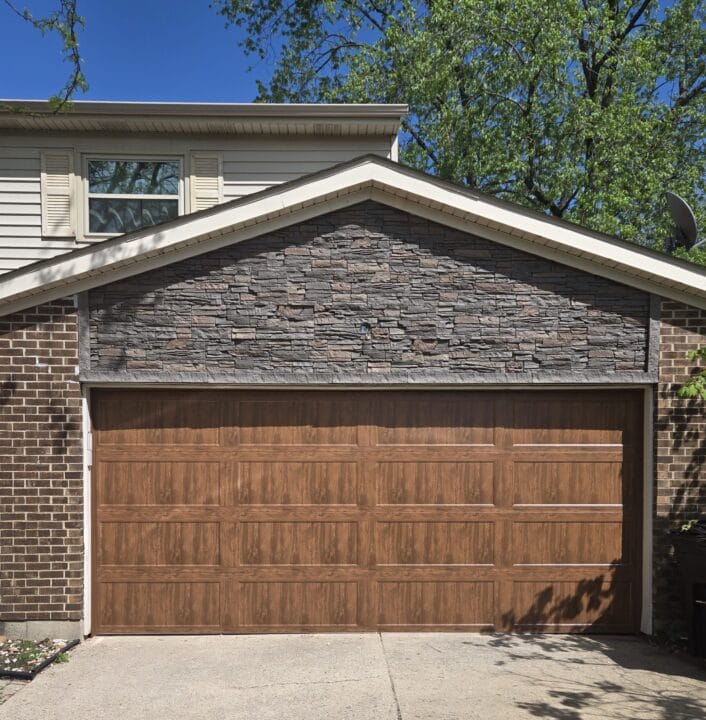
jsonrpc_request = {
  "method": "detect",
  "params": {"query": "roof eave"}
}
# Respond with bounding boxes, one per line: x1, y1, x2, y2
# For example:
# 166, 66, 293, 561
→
0, 100, 408, 135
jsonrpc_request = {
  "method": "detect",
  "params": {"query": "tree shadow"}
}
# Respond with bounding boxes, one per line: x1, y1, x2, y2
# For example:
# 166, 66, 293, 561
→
654, 385, 706, 640
516, 679, 706, 720
470, 632, 706, 719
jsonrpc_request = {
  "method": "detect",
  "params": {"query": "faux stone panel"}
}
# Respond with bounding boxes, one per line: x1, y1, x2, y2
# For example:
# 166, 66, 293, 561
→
88, 201, 650, 376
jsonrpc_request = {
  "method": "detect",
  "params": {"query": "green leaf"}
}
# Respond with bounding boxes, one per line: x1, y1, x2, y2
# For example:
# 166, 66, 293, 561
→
213, 0, 706, 260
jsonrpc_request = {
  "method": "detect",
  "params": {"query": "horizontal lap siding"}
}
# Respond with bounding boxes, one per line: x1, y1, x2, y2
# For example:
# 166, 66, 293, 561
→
0, 146, 75, 273
222, 138, 392, 201
0, 136, 394, 272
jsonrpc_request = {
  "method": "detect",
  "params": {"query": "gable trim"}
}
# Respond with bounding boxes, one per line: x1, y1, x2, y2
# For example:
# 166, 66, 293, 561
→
1, 156, 705, 315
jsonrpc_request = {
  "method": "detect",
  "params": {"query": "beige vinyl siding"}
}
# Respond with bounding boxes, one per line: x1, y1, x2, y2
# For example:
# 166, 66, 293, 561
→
0, 133, 394, 273
0, 146, 76, 273
222, 137, 393, 201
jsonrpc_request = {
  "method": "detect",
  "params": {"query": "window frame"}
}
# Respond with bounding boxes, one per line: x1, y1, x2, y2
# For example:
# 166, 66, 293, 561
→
83, 154, 184, 239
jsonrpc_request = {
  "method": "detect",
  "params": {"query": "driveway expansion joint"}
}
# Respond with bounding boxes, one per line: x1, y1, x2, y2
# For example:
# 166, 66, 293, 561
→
379, 633, 403, 720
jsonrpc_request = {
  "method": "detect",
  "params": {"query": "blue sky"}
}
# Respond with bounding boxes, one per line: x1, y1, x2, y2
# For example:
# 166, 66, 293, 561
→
0, 1, 266, 101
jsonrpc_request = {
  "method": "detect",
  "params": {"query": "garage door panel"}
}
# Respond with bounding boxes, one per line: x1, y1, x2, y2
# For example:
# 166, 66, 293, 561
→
238, 521, 359, 566
231, 398, 359, 446
511, 580, 633, 630
100, 522, 220, 566
99, 582, 221, 630
97, 461, 220, 506
376, 461, 495, 506
374, 394, 495, 446
375, 521, 494, 566
513, 461, 623, 506
512, 521, 625, 566
512, 396, 626, 446
377, 581, 495, 628
232, 461, 358, 506
234, 581, 359, 628
94, 390, 220, 446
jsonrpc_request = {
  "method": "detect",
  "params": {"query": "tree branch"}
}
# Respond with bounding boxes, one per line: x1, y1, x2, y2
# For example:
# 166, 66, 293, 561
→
3, 0, 86, 111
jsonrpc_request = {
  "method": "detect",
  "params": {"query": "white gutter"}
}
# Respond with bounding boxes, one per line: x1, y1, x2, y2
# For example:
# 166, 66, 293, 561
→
0, 99, 409, 119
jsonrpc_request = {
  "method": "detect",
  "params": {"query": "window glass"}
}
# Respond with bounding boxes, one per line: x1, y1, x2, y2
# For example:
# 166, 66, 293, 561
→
87, 159, 180, 234
88, 198, 179, 234
88, 160, 179, 195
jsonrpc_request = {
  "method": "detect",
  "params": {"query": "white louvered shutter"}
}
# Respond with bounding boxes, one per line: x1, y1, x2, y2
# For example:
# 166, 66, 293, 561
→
190, 153, 222, 212
40, 151, 75, 236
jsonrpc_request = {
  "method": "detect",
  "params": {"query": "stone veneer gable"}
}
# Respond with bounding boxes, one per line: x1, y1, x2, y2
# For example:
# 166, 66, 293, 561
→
87, 201, 651, 379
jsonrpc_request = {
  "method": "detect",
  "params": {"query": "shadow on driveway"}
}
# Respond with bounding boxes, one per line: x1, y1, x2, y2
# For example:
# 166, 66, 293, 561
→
2, 633, 705, 720
469, 634, 706, 719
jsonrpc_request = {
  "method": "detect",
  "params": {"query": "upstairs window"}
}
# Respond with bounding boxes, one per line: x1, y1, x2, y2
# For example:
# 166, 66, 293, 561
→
87, 159, 181, 235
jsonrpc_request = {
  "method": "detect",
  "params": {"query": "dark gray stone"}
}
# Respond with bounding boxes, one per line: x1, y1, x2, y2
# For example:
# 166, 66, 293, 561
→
87, 201, 651, 379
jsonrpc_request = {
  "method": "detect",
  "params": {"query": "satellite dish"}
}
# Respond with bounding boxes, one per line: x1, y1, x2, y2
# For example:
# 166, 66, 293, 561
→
665, 191, 702, 254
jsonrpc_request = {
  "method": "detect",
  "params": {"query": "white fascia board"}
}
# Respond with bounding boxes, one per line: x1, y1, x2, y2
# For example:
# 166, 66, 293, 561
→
1, 157, 706, 314
0, 164, 377, 310
366, 164, 706, 303
372, 190, 706, 309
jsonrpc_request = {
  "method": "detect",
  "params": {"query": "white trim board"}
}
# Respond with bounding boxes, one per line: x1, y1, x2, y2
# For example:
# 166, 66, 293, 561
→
1, 155, 705, 315
641, 387, 654, 635
81, 386, 92, 637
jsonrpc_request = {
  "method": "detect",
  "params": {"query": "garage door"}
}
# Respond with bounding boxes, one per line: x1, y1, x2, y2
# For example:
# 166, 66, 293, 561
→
91, 389, 642, 633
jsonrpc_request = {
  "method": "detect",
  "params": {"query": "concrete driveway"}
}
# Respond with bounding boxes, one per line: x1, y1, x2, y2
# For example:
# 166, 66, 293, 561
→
1, 633, 705, 720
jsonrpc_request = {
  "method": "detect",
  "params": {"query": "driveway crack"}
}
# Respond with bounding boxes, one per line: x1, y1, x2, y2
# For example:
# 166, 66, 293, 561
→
379, 633, 403, 720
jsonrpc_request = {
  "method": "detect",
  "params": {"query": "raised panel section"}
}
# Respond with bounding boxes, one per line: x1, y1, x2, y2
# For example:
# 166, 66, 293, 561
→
513, 522, 624, 566
232, 462, 357, 506
100, 522, 220, 566
375, 521, 494, 566
376, 462, 494, 505
375, 394, 494, 446
512, 396, 625, 445
237, 582, 359, 627
97, 462, 219, 506
514, 461, 623, 506
377, 581, 495, 627
239, 521, 358, 566
94, 391, 219, 445
511, 580, 633, 629
99, 582, 220, 629
235, 400, 358, 445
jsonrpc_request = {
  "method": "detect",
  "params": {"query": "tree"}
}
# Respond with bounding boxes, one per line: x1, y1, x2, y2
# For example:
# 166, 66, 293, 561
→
2, 0, 86, 111
215, 0, 705, 260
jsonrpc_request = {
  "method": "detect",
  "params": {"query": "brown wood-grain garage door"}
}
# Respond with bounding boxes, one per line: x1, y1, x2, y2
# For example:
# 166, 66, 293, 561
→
91, 389, 642, 633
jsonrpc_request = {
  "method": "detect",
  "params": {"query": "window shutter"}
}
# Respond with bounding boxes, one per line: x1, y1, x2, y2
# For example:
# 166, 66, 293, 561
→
190, 153, 222, 212
40, 151, 75, 237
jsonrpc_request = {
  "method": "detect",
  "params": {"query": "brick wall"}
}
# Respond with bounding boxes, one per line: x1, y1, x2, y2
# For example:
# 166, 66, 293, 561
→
0, 299, 83, 623
655, 299, 706, 634
88, 202, 651, 379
